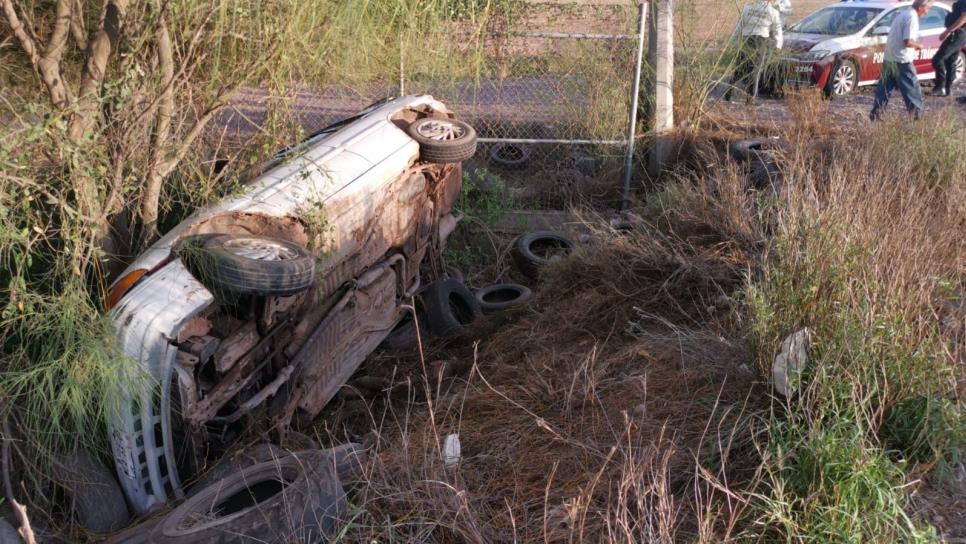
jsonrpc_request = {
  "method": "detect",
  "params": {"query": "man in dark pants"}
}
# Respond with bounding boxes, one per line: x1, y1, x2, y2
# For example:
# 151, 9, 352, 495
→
726, 0, 783, 103
870, 0, 930, 121
931, 0, 966, 96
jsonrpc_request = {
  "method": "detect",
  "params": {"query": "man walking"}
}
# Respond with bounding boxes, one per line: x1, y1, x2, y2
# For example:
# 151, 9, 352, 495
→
726, 0, 784, 103
930, 0, 966, 96
870, 0, 931, 121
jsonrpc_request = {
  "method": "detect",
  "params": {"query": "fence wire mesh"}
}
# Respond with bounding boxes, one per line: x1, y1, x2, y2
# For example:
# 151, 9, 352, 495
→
216, 1, 645, 170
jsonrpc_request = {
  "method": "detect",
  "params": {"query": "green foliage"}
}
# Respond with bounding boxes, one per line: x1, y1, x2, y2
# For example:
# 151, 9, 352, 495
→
456, 168, 513, 225
743, 118, 965, 542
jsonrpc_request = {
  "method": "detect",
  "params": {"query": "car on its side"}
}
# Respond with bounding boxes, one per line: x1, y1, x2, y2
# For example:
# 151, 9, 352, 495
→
782, 0, 966, 97
102, 95, 476, 516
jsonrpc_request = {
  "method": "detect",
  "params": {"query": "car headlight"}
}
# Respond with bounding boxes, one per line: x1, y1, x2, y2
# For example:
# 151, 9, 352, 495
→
796, 49, 832, 62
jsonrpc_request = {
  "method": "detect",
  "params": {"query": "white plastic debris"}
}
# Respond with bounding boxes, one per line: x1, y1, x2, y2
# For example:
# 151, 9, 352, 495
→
772, 328, 811, 398
443, 433, 461, 468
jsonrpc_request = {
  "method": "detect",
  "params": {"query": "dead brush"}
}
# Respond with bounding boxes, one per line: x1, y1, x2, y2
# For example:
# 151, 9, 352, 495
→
326, 169, 773, 541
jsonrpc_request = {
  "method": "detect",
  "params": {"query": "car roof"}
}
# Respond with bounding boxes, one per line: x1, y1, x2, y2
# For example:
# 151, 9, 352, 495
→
827, 0, 950, 8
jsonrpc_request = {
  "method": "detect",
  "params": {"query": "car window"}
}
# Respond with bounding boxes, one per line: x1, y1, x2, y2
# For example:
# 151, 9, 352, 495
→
790, 6, 884, 36
870, 8, 901, 34
920, 6, 947, 30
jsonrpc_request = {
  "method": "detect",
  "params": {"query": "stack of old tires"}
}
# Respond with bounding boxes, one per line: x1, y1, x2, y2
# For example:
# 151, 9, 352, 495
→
380, 229, 577, 353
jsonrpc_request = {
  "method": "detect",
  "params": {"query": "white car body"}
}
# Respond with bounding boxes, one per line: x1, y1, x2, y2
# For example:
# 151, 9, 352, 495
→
107, 95, 465, 513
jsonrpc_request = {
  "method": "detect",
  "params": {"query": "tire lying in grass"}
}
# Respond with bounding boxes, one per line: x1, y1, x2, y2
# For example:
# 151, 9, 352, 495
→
511, 230, 576, 279
488, 142, 531, 170
188, 235, 316, 297
151, 450, 345, 543
379, 311, 428, 353
189, 443, 286, 493
0, 519, 21, 544
420, 278, 482, 338
51, 449, 131, 534
475, 284, 533, 314
728, 138, 782, 163
407, 117, 477, 164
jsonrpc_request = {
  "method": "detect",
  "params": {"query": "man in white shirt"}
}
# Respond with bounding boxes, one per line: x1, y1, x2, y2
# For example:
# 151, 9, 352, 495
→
777, 0, 794, 24
869, 0, 931, 120
726, 0, 784, 103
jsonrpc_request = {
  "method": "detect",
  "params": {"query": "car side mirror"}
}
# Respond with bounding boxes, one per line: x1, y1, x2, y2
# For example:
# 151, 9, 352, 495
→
871, 25, 890, 36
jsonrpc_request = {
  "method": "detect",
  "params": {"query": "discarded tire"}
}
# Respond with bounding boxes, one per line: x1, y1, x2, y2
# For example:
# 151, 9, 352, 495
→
511, 230, 575, 279
489, 142, 531, 170
408, 118, 477, 164
151, 450, 345, 543
0, 519, 20, 544
51, 449, 131, 534
379, 312, 427, 352
728, 138, 781, 163
189, 235, 316, 297
475, 284, 532, 314
420, 278, 482, 338
444, 265, 465, 284
189, 443, 286, 493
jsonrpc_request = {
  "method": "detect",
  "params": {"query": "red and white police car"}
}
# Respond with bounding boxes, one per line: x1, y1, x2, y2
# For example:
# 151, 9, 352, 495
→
783, 0, 966, 96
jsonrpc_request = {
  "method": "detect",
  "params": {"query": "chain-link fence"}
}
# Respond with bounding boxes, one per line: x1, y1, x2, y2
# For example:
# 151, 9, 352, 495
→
216, 1, 649, 199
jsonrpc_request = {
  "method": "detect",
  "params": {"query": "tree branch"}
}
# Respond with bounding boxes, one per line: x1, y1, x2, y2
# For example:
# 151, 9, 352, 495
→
69, 0, 129, 140
140, 11, 175, 241
70, 0, 88, 50
2, 0, 72, 108
1, 0, 40, 67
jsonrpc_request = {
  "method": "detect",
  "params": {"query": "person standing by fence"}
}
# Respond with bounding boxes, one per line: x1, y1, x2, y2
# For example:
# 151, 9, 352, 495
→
930, 0, 966, 97
869, 0, 931, 120
725, 0, 784, 103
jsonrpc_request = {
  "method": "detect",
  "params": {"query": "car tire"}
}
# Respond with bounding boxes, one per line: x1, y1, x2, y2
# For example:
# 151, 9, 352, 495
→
511, 231, 576, 279
954, 51, 966, 83
489, 142, 531, 170
190, 235, 316, 297
420, 278, 482, 338
407, 118, 477, 164
189, 443, 286, 493
151, 451, 345, 543
823, 59, 858, 99
51, 449, 131, 534
729, 138, 781, 163
475, 284, 533, 314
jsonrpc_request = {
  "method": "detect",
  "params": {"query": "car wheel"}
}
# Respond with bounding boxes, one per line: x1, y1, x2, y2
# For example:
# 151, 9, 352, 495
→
511, 231, 576, 279
954, 51, 965, 82
823, 59, 858, 99
189, 235, 316, 297
475, 283, 533, 314
152, 451, 346, 543
420, 278, 482, 338
52, 449, 131, 534
489, 142, 531, 170
407, 117, 477, 164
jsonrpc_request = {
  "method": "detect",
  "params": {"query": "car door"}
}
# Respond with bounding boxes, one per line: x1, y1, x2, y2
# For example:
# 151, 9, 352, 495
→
915, 5, 950, 74
859, 8, 902, 83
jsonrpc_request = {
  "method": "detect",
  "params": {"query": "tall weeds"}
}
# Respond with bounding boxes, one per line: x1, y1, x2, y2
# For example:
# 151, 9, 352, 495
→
745, 114, 965, 541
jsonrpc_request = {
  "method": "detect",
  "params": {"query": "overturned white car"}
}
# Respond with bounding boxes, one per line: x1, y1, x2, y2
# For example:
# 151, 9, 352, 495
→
104, 95, 476, 515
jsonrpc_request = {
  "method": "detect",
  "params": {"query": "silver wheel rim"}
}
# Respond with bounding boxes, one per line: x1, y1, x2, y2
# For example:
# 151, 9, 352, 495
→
415, 119, 466, 141
956, 54, 965, 81
833, 64, 855, 95
223, 238, 299, 261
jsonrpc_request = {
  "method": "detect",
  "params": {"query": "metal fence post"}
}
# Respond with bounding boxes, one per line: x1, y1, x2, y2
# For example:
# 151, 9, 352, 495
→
621, 2, 648, 211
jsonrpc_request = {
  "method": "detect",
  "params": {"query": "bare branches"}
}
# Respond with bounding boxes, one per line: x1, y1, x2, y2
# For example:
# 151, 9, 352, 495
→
70, 0, 88, 50
141, 12, 176, 240
2, 0, 73, 108
69, 0, 129, 140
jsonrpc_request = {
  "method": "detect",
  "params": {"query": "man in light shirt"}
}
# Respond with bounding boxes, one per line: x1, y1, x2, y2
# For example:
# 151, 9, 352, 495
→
869, 0, 931, 120
726, 0, 784, 103
777, 0, 794, 24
